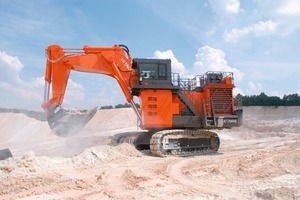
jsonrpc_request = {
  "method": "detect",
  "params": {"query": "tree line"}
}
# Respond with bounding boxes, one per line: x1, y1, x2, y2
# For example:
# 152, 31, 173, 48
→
100, 103, 140, 109
235, 93, 300, 106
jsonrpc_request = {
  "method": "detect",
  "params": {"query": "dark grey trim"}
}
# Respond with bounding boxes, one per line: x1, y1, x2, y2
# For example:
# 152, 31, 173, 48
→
172, 116, 203, 128
0, 148, 12, 160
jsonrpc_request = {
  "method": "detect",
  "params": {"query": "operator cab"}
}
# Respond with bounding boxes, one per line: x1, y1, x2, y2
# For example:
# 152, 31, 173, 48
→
133, 58, 173, 87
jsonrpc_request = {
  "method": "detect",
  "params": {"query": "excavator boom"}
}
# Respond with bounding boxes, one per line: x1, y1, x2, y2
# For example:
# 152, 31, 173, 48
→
42, 44, 140, 136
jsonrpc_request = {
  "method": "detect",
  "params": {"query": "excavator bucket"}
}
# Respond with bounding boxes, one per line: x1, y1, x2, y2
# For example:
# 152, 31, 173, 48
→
47, 107, 97, 137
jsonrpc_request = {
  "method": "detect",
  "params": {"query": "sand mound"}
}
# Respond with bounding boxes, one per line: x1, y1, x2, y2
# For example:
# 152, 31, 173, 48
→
0, 108, 138, 157
85, 108, 137, 131
0, 143, 141, 177
0, 113, 51, 142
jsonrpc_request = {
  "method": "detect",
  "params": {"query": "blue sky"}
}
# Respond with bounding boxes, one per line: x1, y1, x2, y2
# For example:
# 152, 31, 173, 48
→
0, 0, 300, 111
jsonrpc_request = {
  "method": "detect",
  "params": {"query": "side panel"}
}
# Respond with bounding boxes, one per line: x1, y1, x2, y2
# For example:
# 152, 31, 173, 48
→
140, 90, 174, 129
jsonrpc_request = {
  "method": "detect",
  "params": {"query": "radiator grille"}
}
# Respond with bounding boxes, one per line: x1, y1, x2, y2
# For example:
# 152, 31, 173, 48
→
209, 88, 233, 115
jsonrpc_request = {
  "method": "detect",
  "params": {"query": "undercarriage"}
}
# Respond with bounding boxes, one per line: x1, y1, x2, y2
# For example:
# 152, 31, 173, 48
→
113, 129, 220, 157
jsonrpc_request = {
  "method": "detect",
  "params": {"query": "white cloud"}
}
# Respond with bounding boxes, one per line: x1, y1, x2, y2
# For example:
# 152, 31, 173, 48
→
226, 0, 240, 14
153, 50, 186, 75
193, 46, 244, 82
208, 0, 240, 15
271, 90, 282, 98
0, 51, 23, 73
251, 1, 300, 35
14, 87, 42, 101
224, 20, 278, 42
277, 0, 300, 16
0, 81, 11, 90
64, 79, 85, 105
0, 76, 44, 109
91, 88, 114, 106
233, 87, 245, 96
0, 51, 24, 83
0, 52, 43, 103
248, 81, 256, 91
0, 51, 45, 107
247, 81, 263, 93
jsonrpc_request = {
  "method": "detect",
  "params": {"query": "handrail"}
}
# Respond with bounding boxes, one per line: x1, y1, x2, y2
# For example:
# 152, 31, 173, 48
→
172, 71, 234, 91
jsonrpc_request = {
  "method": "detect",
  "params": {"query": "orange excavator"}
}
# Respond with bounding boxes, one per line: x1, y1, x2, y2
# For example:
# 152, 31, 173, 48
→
42, 44, 243, 156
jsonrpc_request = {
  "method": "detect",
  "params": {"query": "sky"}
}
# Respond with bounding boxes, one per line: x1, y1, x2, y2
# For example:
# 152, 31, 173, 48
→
0, 0, 300, 111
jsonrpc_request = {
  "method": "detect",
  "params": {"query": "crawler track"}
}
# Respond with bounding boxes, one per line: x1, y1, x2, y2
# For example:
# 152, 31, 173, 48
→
150, 129, 220, 157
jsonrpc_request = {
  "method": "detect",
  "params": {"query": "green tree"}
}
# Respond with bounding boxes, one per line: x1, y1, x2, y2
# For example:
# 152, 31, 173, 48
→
115, 103, 131, 108
100, 105, 113, 109
239, 93, 300, 106
283, 94, 300, 106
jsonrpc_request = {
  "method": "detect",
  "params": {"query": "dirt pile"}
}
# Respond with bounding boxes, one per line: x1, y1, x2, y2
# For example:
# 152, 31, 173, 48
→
0, 107, 299, 199
0, 108, 138, 158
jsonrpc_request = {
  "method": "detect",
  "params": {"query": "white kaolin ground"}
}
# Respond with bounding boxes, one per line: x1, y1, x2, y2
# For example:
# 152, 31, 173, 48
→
0, 107, 299, 199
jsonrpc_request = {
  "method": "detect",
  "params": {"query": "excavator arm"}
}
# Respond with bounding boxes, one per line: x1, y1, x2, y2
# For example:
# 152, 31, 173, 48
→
42, 44, 140, 136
